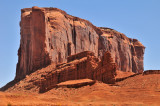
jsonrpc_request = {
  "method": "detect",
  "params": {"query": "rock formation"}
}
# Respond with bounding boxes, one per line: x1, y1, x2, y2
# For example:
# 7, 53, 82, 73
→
2, 51, 116, 93
37, 51, 116, 93
15, 6, 145, 81
143, 70, 160, 75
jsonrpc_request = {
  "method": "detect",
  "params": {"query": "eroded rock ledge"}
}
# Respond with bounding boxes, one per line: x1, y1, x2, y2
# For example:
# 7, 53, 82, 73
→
37, 51, 116, 93
143, 70, 160, 75
3, 51, 116, 93
16, 6, 145, 81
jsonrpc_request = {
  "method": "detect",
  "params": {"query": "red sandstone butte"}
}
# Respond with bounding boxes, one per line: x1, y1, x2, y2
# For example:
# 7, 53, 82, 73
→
15, 6, 145, 81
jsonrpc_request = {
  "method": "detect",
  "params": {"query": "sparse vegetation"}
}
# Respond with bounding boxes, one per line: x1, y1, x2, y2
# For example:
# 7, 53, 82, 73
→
7, 103, 12, 106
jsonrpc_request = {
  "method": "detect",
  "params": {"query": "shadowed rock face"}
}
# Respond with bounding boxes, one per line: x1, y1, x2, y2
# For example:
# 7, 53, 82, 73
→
15, 6, 145, 81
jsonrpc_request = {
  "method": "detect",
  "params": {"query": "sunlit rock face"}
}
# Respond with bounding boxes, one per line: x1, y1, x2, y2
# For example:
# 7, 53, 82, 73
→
15, 6, 145, 80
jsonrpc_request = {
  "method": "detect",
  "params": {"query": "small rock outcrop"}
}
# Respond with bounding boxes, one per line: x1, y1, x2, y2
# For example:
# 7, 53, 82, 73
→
16, 6, 145, 81
143, 70, 160, 75
56, 79, 96, 88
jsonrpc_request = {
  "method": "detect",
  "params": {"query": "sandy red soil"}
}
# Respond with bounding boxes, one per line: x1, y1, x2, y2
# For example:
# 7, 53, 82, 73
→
1, 74, 160, 106
115, 70, 135, 79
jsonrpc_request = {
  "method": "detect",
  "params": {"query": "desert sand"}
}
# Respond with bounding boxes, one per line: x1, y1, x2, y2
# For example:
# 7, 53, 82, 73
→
1, 74, 160, 106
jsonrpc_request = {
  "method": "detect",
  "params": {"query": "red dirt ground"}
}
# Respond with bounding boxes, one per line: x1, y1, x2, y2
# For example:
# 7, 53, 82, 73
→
1, 74, 160, 106
115, 70, 135, 79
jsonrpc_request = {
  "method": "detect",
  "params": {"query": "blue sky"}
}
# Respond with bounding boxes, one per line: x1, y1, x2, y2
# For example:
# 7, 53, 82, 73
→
0, 0, 160, 88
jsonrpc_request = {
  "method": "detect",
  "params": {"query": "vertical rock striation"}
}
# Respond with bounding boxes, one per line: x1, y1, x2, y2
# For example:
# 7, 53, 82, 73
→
15, 6, 145, 81
99, 28, 145, 73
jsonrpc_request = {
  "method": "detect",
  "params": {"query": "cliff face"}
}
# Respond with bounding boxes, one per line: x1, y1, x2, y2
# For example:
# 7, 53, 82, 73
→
15, 6, 145, 80
99, 28, 145, 73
